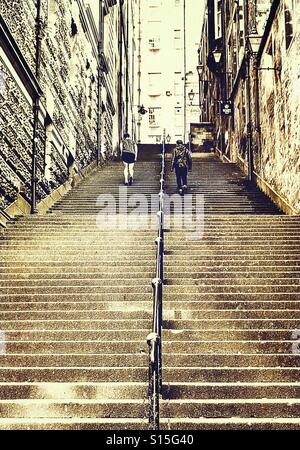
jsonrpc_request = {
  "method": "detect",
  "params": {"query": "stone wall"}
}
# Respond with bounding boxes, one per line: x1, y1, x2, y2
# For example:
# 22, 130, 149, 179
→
258, 2, 300, 212
0, 60, 34, 209
0, 0, 99, 211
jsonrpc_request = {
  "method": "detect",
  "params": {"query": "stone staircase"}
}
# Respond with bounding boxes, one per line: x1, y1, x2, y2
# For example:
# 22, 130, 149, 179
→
161, 153, 300, 429
0, 149, 160, 429
0, 150, 300, 430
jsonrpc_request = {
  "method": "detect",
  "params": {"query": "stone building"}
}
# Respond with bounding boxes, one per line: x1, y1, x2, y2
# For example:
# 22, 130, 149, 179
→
0, 0, 138, 222
198, 0, 300, 214
137, 0, 203, 145
99, 0, 138, 159
0, 0, 99, 218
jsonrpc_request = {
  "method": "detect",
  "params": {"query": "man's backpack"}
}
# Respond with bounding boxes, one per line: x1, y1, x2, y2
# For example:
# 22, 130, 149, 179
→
175, 145, 188, 169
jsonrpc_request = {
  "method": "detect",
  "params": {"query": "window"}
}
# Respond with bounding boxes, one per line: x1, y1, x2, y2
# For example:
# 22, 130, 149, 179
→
148, 36, 160, 50
285, 0, 294, 50
148, 107, 161, 127
174, 81, 182, 97
174, 29, 182, 50
174, 107, 183, 127
215, 0, 222, 39
148, 72, 161, 96
148, 0, 161, 6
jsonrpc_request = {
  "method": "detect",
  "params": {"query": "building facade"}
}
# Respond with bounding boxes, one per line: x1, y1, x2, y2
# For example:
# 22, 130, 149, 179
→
137, 0, 203, 145
0, 0, 99, 217
0, 0, 137, 220
198, 0, 300, 214
99, 0, 138, 159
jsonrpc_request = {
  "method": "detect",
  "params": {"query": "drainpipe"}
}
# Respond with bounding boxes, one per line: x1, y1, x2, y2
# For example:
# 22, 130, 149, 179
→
183, 0, 187, 143
219, 0, 227, 157
245, 0, 254, 181
118, 0, 123, 144
253, 55, 262, 174
97, 1, 103, 166
31, 0, 43, 214
137, 0, 141, 143
125, 0, 129, 134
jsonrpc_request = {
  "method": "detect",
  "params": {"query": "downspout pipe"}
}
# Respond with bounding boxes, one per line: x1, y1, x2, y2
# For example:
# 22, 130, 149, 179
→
118, 0, 123, 144
125, 0, 129, 134
97, 1, 103, 166
245, 0, 254, 181
31, 0, 43, 214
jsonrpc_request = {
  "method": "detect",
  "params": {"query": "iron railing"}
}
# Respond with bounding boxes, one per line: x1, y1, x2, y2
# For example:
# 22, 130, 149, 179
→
147, 136, 166, 430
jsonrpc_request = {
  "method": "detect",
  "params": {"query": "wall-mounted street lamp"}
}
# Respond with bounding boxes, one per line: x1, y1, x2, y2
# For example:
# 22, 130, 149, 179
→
197, 64, 204, 77
212, 49, 222, 64
138, 104, 147, 115
188, 89, 195, 104
166, 134, 171, 143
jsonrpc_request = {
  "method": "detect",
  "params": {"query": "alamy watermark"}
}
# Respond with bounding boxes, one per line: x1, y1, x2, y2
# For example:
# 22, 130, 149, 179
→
95, 187, 204, 240
0, 71, 6, 95
0, 331, 5, 355
291, 329, 300, 354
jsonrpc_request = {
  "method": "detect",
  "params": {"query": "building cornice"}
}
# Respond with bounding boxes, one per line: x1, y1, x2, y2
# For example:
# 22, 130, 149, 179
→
257, 0, 281, 63
0, 15, 42, 99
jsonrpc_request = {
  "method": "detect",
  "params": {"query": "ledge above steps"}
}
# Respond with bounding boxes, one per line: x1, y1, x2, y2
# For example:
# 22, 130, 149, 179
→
0, 161, 98, 229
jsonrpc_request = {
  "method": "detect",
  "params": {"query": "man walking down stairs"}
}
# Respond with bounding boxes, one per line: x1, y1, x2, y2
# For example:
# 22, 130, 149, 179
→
161, 152, 300, 430
0, 149, 161, 429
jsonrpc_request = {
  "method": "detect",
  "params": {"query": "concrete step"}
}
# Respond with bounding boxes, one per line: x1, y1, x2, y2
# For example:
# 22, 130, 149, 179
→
159, 417, 300, 430
0, 301, 152, 310
0, 330, 150, 341
163, 306, 300, 316
160, 399, 300, 418
0, 368, 148, 382
167, 278, 300, 286
161, 329, 298, 341
163, 319, 300, 329
0, 355, 148, 367
162, 368, 300, 382
161, 340, 296, 354
2, 342, 149, 354
0, 272, 154, 280
162, 354, 300, 367
0, 286, 153, 294
0, 308, 152, 318
165, 271, 300, 278
0, 319, 151, 330
0, 418, 149, 430
0, 279, 153, 287
0, 382, 147, 400
163, 382, 300, 399
0, 399, 148, 419
164, 285, 300, 293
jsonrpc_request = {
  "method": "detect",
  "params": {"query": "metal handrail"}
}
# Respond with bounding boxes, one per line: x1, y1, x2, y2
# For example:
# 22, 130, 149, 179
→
147, 137, 166, 430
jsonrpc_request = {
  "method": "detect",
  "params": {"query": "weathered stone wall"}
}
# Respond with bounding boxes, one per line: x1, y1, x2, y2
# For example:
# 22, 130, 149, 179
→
229, 75, 248, 167
258, 2, 300, 212
0, 61, 34, 209
0, 0, 98, 211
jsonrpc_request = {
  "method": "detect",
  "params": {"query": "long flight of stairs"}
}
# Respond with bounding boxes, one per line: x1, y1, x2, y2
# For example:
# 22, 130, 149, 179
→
161, 153, 300, 429
0, 150, 161, 429
1, 149, 300, 430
